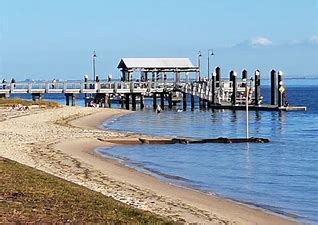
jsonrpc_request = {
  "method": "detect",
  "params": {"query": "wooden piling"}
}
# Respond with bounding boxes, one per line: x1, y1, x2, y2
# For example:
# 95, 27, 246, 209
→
131, 94, 136, 110
242, 69, 248, 80
168, 92, 172, 109
71, 94, 76, 106
270, 70, 277, 105
212, 72, 216, 105
254, 70, 261, 106
32, 93, 42, 102
230, 70, 237, 105
140, 94, 144, 109
191, 95, 195, 111
153, 93, 157, 109
183, 92, 187, 110
65, 94, 70, 106
215, 67, 221, 87
125, 93, 130, 110
160, 93, 165, 110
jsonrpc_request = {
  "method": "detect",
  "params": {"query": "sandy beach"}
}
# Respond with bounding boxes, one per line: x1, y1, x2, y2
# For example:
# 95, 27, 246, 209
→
0, 106, 298, 224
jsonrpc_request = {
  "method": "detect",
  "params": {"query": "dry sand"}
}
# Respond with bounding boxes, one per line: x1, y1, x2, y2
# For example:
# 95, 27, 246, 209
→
0, 106, 298, 224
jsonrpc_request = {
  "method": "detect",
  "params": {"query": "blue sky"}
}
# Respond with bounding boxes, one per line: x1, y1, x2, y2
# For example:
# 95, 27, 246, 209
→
0, 0, 317, 80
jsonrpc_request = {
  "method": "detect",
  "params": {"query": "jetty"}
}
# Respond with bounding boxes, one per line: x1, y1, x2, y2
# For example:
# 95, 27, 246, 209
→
0, 58, 307, 112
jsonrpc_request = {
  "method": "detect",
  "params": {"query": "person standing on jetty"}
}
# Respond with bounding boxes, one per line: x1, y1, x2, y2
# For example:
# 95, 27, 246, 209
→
11, 78, 16, 88
2, 78, 7, 89
52, 78, 56, 89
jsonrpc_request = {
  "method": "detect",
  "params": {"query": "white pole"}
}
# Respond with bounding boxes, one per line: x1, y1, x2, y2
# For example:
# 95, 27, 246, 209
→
245, 83, 249, 139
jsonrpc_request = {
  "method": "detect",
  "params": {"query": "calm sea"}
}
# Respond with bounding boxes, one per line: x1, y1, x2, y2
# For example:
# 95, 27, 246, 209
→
97, 79, 318, 224
11, 79, 318, 223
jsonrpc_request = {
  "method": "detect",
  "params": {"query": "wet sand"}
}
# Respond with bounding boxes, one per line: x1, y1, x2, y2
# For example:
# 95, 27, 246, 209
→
0, 106, 298, 224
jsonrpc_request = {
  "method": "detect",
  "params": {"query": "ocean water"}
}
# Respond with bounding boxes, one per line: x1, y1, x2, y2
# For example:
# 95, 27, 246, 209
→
97, 79, 318, 224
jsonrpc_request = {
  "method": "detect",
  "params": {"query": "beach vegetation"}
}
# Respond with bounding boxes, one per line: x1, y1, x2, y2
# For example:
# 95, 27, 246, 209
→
0, 98, 61, 108
0, 157, 173, 224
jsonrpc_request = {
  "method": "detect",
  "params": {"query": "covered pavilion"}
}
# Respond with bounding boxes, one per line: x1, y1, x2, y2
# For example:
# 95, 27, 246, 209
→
117, 58, 199, 82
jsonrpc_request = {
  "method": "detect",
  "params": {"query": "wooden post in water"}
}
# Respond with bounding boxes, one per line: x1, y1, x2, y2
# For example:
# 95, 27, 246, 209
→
254, 70, 261, 106
278, 71, 283, 107
230, 70, 237, 105
65, 94, 70, 106
140, 94, 144, 109
153, 93, 157, 109
71, 94, 76, 106
270, 70, 277, 105
191, 95, 195, 111
131, 93, 136, 111
125, 93, 130, 110
160, 93, 165, 110
212, 72, 216, 105
242, 69, 247, 80
168, 92, 172, 109
183, 92, 187, 111
215, 67, 221, 87
245, 81, 249, 139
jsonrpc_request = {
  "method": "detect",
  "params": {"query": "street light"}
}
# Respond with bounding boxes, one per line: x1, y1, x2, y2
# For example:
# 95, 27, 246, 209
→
92, 51, 97, 81
207, 49, 214, 81
198, 50, 202, 81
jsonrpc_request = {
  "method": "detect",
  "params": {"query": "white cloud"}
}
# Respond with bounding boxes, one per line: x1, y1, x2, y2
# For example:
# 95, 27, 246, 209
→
251, 37, 273, 46
309, 35, 318, 44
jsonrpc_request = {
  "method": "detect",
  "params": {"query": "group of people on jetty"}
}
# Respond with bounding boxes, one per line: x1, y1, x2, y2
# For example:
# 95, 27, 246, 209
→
1, 78, 16, 89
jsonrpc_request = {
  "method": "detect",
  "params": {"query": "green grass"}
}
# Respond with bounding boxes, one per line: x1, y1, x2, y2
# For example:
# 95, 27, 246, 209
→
0, 98, 60, 108
0, 157, 173, 224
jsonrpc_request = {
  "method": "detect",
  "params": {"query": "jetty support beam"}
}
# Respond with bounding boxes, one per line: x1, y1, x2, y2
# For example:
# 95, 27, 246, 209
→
183, 92, 187, 111
71, 94, 76, 106
160, 93, 165, 110
191, 95, 195, 111
153, 93, 157, 109
125, 93, 130, 110
168, 92, 172, 109
131, 93, 136, 111
32, 93, 42, 102
140, 94, 144, 109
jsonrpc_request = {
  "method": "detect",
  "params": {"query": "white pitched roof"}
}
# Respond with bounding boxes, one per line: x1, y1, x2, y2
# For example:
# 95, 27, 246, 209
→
118, 58, 195, 69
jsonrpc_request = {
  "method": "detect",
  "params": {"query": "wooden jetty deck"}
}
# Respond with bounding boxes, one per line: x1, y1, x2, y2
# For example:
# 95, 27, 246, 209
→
0, 58, 307, 112
0, 79, 306, 112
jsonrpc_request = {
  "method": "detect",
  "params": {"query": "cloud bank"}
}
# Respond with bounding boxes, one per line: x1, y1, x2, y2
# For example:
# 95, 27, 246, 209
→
251, 37, 273, 46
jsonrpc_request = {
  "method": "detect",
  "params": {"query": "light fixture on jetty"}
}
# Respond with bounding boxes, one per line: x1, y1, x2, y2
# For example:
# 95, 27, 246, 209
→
197, 51, 202, 81
92, 51, 97, 82
207, 49, 214, 80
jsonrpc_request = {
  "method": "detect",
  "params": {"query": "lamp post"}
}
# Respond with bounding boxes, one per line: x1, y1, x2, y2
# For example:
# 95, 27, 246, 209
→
92, 51, 97, 81
207, 49, 214, 81
198, 50, 202, 81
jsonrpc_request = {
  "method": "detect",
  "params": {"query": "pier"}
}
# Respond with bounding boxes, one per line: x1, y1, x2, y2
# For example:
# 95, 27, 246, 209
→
0, 58, 307, 112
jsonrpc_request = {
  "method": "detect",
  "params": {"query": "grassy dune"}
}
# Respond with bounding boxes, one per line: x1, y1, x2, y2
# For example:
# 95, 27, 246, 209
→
0, 157, 173, 224
0, 98, 60, 108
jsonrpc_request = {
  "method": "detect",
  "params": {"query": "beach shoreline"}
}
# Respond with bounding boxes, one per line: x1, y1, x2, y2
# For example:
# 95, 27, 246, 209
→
61, 108, 298, 224
0, 106, 298, 224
